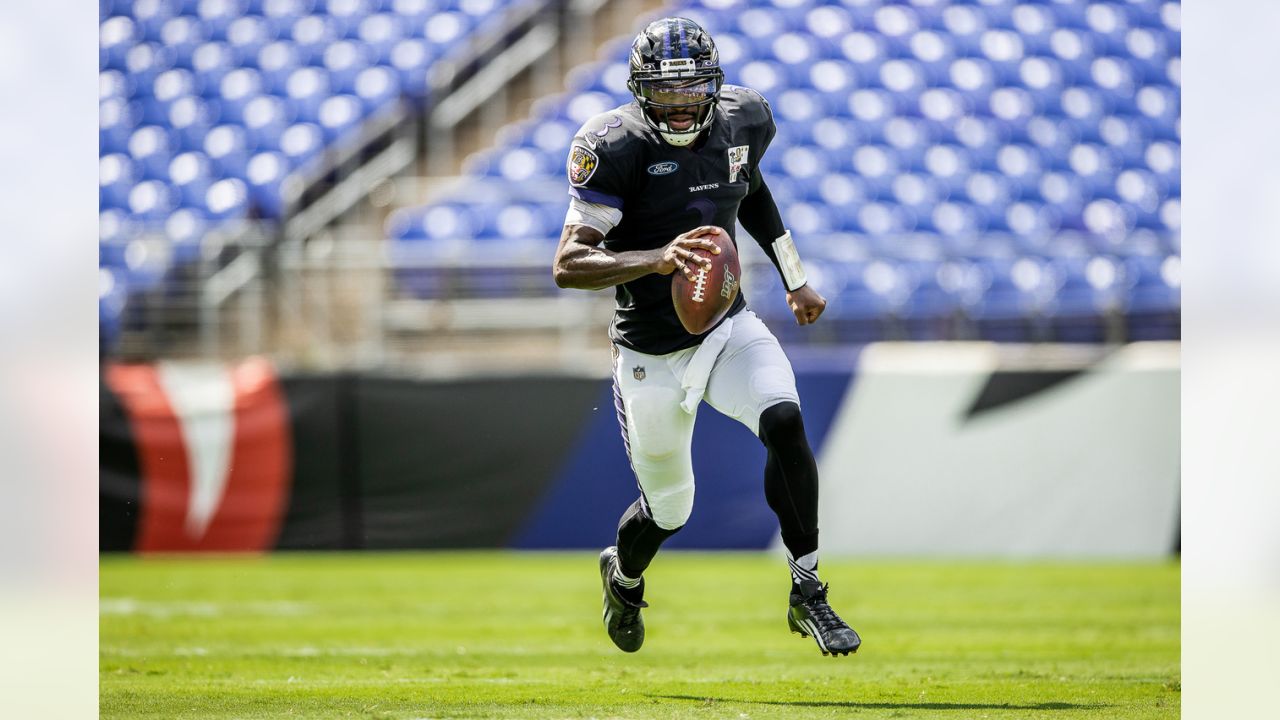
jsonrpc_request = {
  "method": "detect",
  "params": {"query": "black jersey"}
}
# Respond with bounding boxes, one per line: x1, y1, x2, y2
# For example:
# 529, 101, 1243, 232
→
566, 85, 777, 355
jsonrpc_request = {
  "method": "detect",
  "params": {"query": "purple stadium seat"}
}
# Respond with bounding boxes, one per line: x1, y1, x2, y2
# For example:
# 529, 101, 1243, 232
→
203, 177, 251, 220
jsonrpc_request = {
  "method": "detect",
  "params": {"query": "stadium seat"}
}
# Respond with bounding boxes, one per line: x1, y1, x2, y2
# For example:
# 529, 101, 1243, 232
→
203, 177, 251, 221
169, 150, 216, 207
162, 15, 209, 67
256, 41, 302, 93
164, 208, 210, 265
100, 153, 137, 210
129, 125, 176, 180
389, 38, 435, 97
290, 14, 339, 64
353, 66, 401, 112
225, 15, 273, 66
197, 0, 247, 42
192, 42, 237, 96
316, 94, 365, 142
323, 40, 372, 94
217, 67, 265, 121
358, 13, 408, 63
1044, 254, 1126, 342
101, 16, 138, 70
128, 178, 179, 222
204, 123, 253, 176
278, 121, 326, 166
285, 66, 332, 121
246, 151, 291, 217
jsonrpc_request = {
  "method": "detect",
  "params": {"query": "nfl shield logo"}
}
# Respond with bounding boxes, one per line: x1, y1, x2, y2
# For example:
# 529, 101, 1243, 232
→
633, 365, 646, 381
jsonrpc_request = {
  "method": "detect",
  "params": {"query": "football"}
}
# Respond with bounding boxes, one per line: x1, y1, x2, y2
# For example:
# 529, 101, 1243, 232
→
671, 236, 741, 335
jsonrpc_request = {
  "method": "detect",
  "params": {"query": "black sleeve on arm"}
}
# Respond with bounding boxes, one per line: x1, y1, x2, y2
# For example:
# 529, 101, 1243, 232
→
737, 172, 794, 286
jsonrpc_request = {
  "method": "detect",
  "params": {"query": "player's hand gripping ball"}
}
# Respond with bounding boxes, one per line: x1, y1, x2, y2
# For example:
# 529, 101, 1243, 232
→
669, 227, 741, 335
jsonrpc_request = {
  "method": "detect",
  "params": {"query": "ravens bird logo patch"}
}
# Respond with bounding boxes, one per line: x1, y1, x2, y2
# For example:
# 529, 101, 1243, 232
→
568, 145, 599, 187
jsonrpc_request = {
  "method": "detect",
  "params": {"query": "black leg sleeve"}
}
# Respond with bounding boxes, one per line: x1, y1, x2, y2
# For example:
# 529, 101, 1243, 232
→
758, 401, 820, 560
616, 497, 682, 579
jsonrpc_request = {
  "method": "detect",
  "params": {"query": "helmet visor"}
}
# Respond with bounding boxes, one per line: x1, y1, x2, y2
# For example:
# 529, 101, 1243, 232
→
636, 77, 721, 134
636, 78, 720, 108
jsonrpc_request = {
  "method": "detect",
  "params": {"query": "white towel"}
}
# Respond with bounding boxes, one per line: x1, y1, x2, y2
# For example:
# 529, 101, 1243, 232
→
679, 317, 733, 413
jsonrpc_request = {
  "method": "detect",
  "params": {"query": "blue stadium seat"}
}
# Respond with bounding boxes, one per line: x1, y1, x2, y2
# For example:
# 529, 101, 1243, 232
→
279, 121, 325, 166
317, 94, 365, 142
871, 2, 922, 58
160, 18, 207, 70
129, 178, 179, 222
1084, 1, 1132, 55
100, 69, 130, 102
1124, 253, 1180, 340
100, 268, 128, 353
165, 208, 210, 264
204, 124, 253, 176
129, 125, 176, 180
192, 42, 237, 95
100, 153, 137, 210
133, 0, 178, 43
101, 16, 138, 70
1044, 254, 1125, 342
323, 39, 372, 93
168, 150, 216, 207
978, 28, 1025, 85
203, 177, 251, 220
848, 144, 901, 200
198, 0, 248, 42
1036, 170, 1088, 220
1010, 2, 1057, 55
125, 43, 175, 100
965, 256, 1051, 341
285, 66, 332, 121
358, 13, 408, 63
246, 151, 291, 216
327, 0, 378, 38
353, 66, 401, 112
243, 95, 292, 149
937, 3, 987, 56
1136, 85, 1179, 139
100, 98, 138, 156
1144, 140, 1180, 195
147, 68, 199, 123
168, 96, 216, 152
1067, 142, 1119, 199
263, 0, 311, 36
290, 14, 339, 64
256, 40, 303, 92
218, 67, 265, 121
422, 11, 472, 52
225, 15, 274, 66
389, 38, 435, 97
389, 0, 434, 27
947, 57, 997, 108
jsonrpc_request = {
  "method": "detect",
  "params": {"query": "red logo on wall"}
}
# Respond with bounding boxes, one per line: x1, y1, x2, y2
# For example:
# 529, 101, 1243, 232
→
105, 357, 292, 552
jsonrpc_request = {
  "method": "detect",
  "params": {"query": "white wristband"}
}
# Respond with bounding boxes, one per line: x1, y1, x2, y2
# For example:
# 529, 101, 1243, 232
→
771, 230, 807, 292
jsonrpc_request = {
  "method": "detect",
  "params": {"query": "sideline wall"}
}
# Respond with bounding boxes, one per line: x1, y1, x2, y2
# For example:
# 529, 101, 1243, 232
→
100, 343, 1179, 556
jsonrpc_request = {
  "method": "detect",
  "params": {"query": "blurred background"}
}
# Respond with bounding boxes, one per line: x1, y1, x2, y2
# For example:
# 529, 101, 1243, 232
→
98, 0, 1181, 557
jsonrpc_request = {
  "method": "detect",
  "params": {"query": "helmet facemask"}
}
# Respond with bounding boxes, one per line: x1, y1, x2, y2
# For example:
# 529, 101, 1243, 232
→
630, 69, 723, 147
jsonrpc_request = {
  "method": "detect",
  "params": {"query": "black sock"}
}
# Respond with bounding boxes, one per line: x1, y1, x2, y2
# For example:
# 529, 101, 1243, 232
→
616, 497, 681, 581
759, 402, 821, 593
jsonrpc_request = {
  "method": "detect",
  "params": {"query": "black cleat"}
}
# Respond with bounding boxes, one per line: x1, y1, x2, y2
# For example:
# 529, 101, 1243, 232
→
788, 579, 861, 656
599, 546, 647, 653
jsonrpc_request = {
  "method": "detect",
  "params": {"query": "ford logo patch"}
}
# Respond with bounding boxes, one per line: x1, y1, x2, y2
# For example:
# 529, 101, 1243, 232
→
647, 161, 679, 176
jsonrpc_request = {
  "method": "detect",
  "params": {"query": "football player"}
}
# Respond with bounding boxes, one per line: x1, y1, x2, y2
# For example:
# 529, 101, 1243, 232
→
552, 17, 861, 657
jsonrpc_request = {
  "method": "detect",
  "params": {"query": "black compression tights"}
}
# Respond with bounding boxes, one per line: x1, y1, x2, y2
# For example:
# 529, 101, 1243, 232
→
758, 401, 820, 561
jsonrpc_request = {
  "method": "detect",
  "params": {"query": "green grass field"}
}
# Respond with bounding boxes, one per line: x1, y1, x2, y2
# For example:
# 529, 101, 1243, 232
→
100, 553, 1179, 719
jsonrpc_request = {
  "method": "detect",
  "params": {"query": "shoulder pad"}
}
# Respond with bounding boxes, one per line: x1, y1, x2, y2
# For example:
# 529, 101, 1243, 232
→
720, 84, 774, 126
573, 107, 646, 156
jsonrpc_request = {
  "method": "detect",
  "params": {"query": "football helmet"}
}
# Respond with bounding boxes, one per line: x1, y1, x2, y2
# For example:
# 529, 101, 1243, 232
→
627, 17, 725, 147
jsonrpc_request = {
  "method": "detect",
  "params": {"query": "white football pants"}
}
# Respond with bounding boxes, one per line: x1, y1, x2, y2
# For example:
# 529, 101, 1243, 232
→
610, 310, 801, 530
